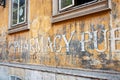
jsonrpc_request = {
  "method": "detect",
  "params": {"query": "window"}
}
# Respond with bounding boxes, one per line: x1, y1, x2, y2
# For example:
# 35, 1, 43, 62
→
59, 0, 97, 11
0, 0, 6, 8
52, 0, 111, 23
12, 0, 26, 26
10, 76, 22, 80
8, 0, 29, 34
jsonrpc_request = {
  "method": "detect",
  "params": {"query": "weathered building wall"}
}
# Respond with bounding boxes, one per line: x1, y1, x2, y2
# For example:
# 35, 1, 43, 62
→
0, 0, 120, 79
0, 0, 8, 63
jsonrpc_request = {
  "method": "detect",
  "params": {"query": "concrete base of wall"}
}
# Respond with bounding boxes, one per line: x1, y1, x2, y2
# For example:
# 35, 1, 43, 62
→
0, 63, 120, 80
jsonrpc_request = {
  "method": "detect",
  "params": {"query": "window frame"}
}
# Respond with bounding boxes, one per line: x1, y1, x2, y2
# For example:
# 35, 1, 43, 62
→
8, 0, 30, 34
52, 0, 111, 23
59, 0, 74, 11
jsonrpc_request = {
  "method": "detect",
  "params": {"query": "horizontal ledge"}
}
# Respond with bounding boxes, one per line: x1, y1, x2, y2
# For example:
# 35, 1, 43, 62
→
8, 26, 30, 34
52, 0, 111, 23
0, 63, 120, 79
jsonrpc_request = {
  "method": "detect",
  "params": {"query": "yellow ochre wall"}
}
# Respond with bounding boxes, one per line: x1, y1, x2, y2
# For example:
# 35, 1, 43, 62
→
0, 0, 120, 72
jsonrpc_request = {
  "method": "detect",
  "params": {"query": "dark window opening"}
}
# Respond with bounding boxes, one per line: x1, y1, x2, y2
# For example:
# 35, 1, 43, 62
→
75, 0, 98, 6
59, 0, 98, 11
10, 76, 22, 80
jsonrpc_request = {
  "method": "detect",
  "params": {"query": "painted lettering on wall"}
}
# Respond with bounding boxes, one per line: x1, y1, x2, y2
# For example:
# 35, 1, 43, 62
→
7, 27, 120, 53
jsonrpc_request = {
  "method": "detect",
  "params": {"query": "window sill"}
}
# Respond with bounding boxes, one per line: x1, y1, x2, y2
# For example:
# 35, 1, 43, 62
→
8, 24, 30, 34
52, 0, 111, 23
